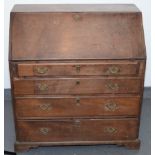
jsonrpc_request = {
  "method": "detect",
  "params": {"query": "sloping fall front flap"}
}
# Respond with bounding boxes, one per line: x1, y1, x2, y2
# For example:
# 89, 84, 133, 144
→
10, 5, 146, 60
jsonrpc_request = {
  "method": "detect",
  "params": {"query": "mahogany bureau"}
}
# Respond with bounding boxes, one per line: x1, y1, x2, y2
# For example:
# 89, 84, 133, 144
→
9, 4, 146, 152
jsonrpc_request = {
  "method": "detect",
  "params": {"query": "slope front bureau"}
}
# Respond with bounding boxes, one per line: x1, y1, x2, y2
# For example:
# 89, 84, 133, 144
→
9, 4, 146, 152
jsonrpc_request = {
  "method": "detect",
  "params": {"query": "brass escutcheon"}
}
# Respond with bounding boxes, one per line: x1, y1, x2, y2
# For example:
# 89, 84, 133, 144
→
34, 66, 48, 74
76, 80, 80, 85
76, 97, 80, 106
75, 65, 81, 73
74, 119, 81, 127
73, 14, 81, 21
104, 102, 119, 111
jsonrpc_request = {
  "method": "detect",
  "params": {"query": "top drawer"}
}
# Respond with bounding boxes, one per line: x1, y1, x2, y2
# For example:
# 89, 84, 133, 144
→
17, 61, 140, 77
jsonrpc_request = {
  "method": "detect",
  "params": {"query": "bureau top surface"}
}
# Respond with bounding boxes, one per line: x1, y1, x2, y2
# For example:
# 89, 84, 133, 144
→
12, 4, 140, 13
10, 4, 146, 61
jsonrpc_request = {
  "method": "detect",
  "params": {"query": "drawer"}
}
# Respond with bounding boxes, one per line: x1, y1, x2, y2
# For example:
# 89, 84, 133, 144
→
17, 62, 139, 77
15, 96, 140, 118
13, 77, 142, 95
16, 118, 138, 142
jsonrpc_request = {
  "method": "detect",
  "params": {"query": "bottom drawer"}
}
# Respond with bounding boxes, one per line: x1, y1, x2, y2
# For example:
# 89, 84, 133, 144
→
16, 118, 138, 142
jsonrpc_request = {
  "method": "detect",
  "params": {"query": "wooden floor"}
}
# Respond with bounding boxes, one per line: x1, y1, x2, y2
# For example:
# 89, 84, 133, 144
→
4, 88, 151, 155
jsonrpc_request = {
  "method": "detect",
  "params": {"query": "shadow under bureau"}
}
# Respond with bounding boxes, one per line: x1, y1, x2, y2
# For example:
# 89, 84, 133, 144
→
9, 4, 146, 152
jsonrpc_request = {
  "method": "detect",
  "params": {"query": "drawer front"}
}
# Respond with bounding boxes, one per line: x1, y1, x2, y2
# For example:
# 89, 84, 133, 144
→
16, 119, 138, 142
15, 96, 140, 118
13, 78, 142, 95
17, 62, 139, 77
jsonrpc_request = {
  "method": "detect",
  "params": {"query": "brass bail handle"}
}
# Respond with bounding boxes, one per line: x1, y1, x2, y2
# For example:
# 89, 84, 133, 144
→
39, 103, 52, 111
106, 83, 119, 91
35, 66, 48, 74
104, 127, 117, 134
104, 102, 119, 111
107, 66, 120, 74
38, 83, 48, 91
40, 127, 50, 135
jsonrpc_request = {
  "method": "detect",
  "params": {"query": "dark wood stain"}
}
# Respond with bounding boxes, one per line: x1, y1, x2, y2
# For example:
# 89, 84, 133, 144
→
16, 118, 139, 142
15, 96, 140, 118
17, 61, 140, 77
13, 77, 142, 95
10, 11, 145, 60
9, 4, 146, 152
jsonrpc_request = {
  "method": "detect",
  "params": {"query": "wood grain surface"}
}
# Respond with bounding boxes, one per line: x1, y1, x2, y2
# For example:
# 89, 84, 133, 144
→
15, 96, 140, 118
16, 118, 139, 142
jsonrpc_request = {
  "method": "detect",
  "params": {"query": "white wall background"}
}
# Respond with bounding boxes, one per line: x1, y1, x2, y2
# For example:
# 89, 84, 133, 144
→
4, 0, 151, 88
